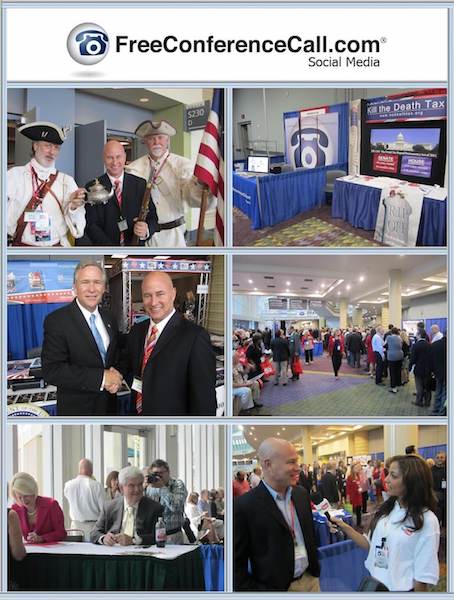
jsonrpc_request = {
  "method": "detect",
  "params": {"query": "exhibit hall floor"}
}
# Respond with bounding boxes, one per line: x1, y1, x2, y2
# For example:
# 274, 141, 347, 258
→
233, 206, 382, 247
243, 352, 435, 417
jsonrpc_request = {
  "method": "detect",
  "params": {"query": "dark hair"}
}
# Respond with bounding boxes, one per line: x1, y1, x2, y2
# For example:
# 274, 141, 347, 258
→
370, 328, 376, 337
151, 459, 169, 471
252, 333, 262, 346
419, 329, 428, 340
391, 327, 399, 335
368, 455, 437, 537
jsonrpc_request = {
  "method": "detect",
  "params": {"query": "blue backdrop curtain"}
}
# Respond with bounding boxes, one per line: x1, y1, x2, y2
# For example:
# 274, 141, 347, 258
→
8, 303, 67, 360
418, 444, 447, 459
424, 318, 447, 335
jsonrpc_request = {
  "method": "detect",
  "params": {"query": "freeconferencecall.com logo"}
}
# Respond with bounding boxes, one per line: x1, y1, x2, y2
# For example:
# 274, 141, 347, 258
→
67, 23, 109, 65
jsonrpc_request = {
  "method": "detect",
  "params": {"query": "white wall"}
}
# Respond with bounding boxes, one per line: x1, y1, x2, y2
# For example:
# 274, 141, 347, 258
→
233, 87, 411, 159
402, 292, 447, 320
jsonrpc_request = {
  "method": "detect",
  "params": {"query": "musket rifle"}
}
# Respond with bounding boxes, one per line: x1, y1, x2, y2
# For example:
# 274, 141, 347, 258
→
131, 164, 156, 246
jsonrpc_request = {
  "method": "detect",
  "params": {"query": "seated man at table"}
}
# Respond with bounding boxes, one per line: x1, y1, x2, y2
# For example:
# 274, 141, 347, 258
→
90, 466, 163, 546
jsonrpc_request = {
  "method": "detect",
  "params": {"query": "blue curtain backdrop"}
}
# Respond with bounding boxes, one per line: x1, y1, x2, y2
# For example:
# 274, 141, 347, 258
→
425, 318, 447, 335
8, 303, 66, 360
418, 444, 447, 459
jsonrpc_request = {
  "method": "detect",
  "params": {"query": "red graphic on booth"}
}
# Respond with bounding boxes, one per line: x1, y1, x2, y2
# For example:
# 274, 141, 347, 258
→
373, 153, 399, 174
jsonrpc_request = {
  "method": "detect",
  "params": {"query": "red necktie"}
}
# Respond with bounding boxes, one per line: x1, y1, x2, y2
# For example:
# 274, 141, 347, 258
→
114, 179, 125, 245
135, 325, 158, 414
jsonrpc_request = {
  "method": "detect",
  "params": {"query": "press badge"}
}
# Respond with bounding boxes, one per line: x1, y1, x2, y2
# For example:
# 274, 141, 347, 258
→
118, 218, 128, 232
131, 377, 143, 393
441, 479, 447, 490
374, 539, 389, 569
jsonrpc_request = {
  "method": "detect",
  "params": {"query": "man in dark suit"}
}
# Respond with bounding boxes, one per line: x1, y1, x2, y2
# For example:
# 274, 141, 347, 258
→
234, 438, 320, 592
41, 261, 122, 416
121, 271, 217, 416
90, 466, 163, 546
81, 140, 158, 246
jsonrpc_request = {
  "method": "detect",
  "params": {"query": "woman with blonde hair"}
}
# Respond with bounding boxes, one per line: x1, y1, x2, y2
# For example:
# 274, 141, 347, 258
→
10, 472, 66, 543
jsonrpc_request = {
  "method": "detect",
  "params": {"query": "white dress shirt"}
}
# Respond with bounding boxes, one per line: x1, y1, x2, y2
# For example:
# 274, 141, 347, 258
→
64, 475, 105, 521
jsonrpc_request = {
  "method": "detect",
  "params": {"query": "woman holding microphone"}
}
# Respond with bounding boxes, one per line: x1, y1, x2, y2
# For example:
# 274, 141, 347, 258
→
329, 454, 439, 592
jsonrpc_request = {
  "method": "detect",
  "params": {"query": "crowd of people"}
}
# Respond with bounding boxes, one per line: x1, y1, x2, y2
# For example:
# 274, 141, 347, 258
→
8, 458, 224, 588
232, 321, 446, 415
234, 438, 445, 592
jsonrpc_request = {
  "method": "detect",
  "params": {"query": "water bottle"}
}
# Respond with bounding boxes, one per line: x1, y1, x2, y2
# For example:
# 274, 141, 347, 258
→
155, 517, 167, 548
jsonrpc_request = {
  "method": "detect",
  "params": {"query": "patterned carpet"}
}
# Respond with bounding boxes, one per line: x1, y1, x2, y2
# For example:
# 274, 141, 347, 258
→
252, 217, 380, 247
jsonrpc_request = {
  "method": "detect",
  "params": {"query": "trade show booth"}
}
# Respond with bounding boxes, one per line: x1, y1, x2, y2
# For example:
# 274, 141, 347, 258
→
233, 89, 447, 246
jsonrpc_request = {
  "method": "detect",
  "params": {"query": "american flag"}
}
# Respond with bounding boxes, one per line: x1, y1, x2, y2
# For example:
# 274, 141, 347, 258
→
194, 89, 224, 246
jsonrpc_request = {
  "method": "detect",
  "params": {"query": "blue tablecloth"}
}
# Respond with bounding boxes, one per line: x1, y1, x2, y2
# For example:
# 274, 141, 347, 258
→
313, 341, 323, 357
318, 540, 369, 592
234, 163, 348, 229
199, 544, 224, 591
313, 511, 353, 547
332, 179, 446, 246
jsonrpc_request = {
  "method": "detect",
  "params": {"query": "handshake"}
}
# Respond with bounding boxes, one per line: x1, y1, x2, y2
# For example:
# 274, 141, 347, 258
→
103, 367, 123, 394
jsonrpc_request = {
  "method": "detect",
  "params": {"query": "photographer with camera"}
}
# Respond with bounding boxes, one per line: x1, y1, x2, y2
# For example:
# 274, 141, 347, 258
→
145, 459, 188, 544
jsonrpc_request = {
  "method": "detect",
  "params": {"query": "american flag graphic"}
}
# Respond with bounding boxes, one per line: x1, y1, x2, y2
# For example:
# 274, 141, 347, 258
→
194, 89, 224, 246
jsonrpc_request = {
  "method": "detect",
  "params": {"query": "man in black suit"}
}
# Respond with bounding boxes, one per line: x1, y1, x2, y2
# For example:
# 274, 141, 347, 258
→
121, 271, 217, 416
234, 438, 320, 592
90, 466, 163, 545
82, 140, 158, 246
41, 261, 122, 416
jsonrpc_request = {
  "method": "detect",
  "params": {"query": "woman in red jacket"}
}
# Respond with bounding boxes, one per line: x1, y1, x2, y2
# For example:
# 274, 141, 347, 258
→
10, 472, 66, 543
328, 329, 345, 378
346, 462, 363, 528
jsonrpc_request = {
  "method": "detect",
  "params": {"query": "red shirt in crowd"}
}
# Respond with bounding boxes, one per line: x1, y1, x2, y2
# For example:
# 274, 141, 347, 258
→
233, 478, 251, 497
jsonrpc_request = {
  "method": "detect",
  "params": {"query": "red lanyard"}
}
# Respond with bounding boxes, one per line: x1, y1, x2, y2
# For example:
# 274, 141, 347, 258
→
30, 166, 49, 204
289, 500, 296, 542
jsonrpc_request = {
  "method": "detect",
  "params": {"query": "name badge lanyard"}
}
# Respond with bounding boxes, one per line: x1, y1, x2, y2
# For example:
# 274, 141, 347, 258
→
30, 166, 50, 209
289, 500, 297, 546
148, 154, 169, 186
374, 516, 390, 569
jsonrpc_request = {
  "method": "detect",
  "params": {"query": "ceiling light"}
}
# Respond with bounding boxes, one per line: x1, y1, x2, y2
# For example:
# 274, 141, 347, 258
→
251, 426, 255, 430
104, 264, 113, 269
359, 276, 365, 282
337, 291, 341, 296
282, 427, 286, 431
254, 287, 257, 291
321, 283, 326, 288
346, 284, 351, 290
277, 432, 280, 436
286, 281, 291, 286
248, 279, 253, 284
139, 97, 149, 102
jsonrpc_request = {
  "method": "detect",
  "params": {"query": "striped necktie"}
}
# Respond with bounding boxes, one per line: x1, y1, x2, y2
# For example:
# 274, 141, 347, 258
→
136, 324, 159, 414
114, 179, 125, 245
89, 313, 107, 365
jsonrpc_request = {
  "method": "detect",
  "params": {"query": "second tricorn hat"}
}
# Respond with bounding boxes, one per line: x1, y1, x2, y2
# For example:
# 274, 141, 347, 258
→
135, 120, 176, 138
18, 121, 69, 145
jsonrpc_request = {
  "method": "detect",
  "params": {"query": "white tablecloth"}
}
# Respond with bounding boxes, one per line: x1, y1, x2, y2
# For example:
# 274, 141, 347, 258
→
25, 541, 198, 560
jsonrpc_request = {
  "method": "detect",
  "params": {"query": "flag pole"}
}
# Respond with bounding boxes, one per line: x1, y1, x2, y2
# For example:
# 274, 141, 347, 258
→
196, 184, 210, 246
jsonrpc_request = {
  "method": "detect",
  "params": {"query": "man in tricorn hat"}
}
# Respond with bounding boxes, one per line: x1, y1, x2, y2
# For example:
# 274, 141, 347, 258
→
126, 120, 210, 247
7, 121, 86, 246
